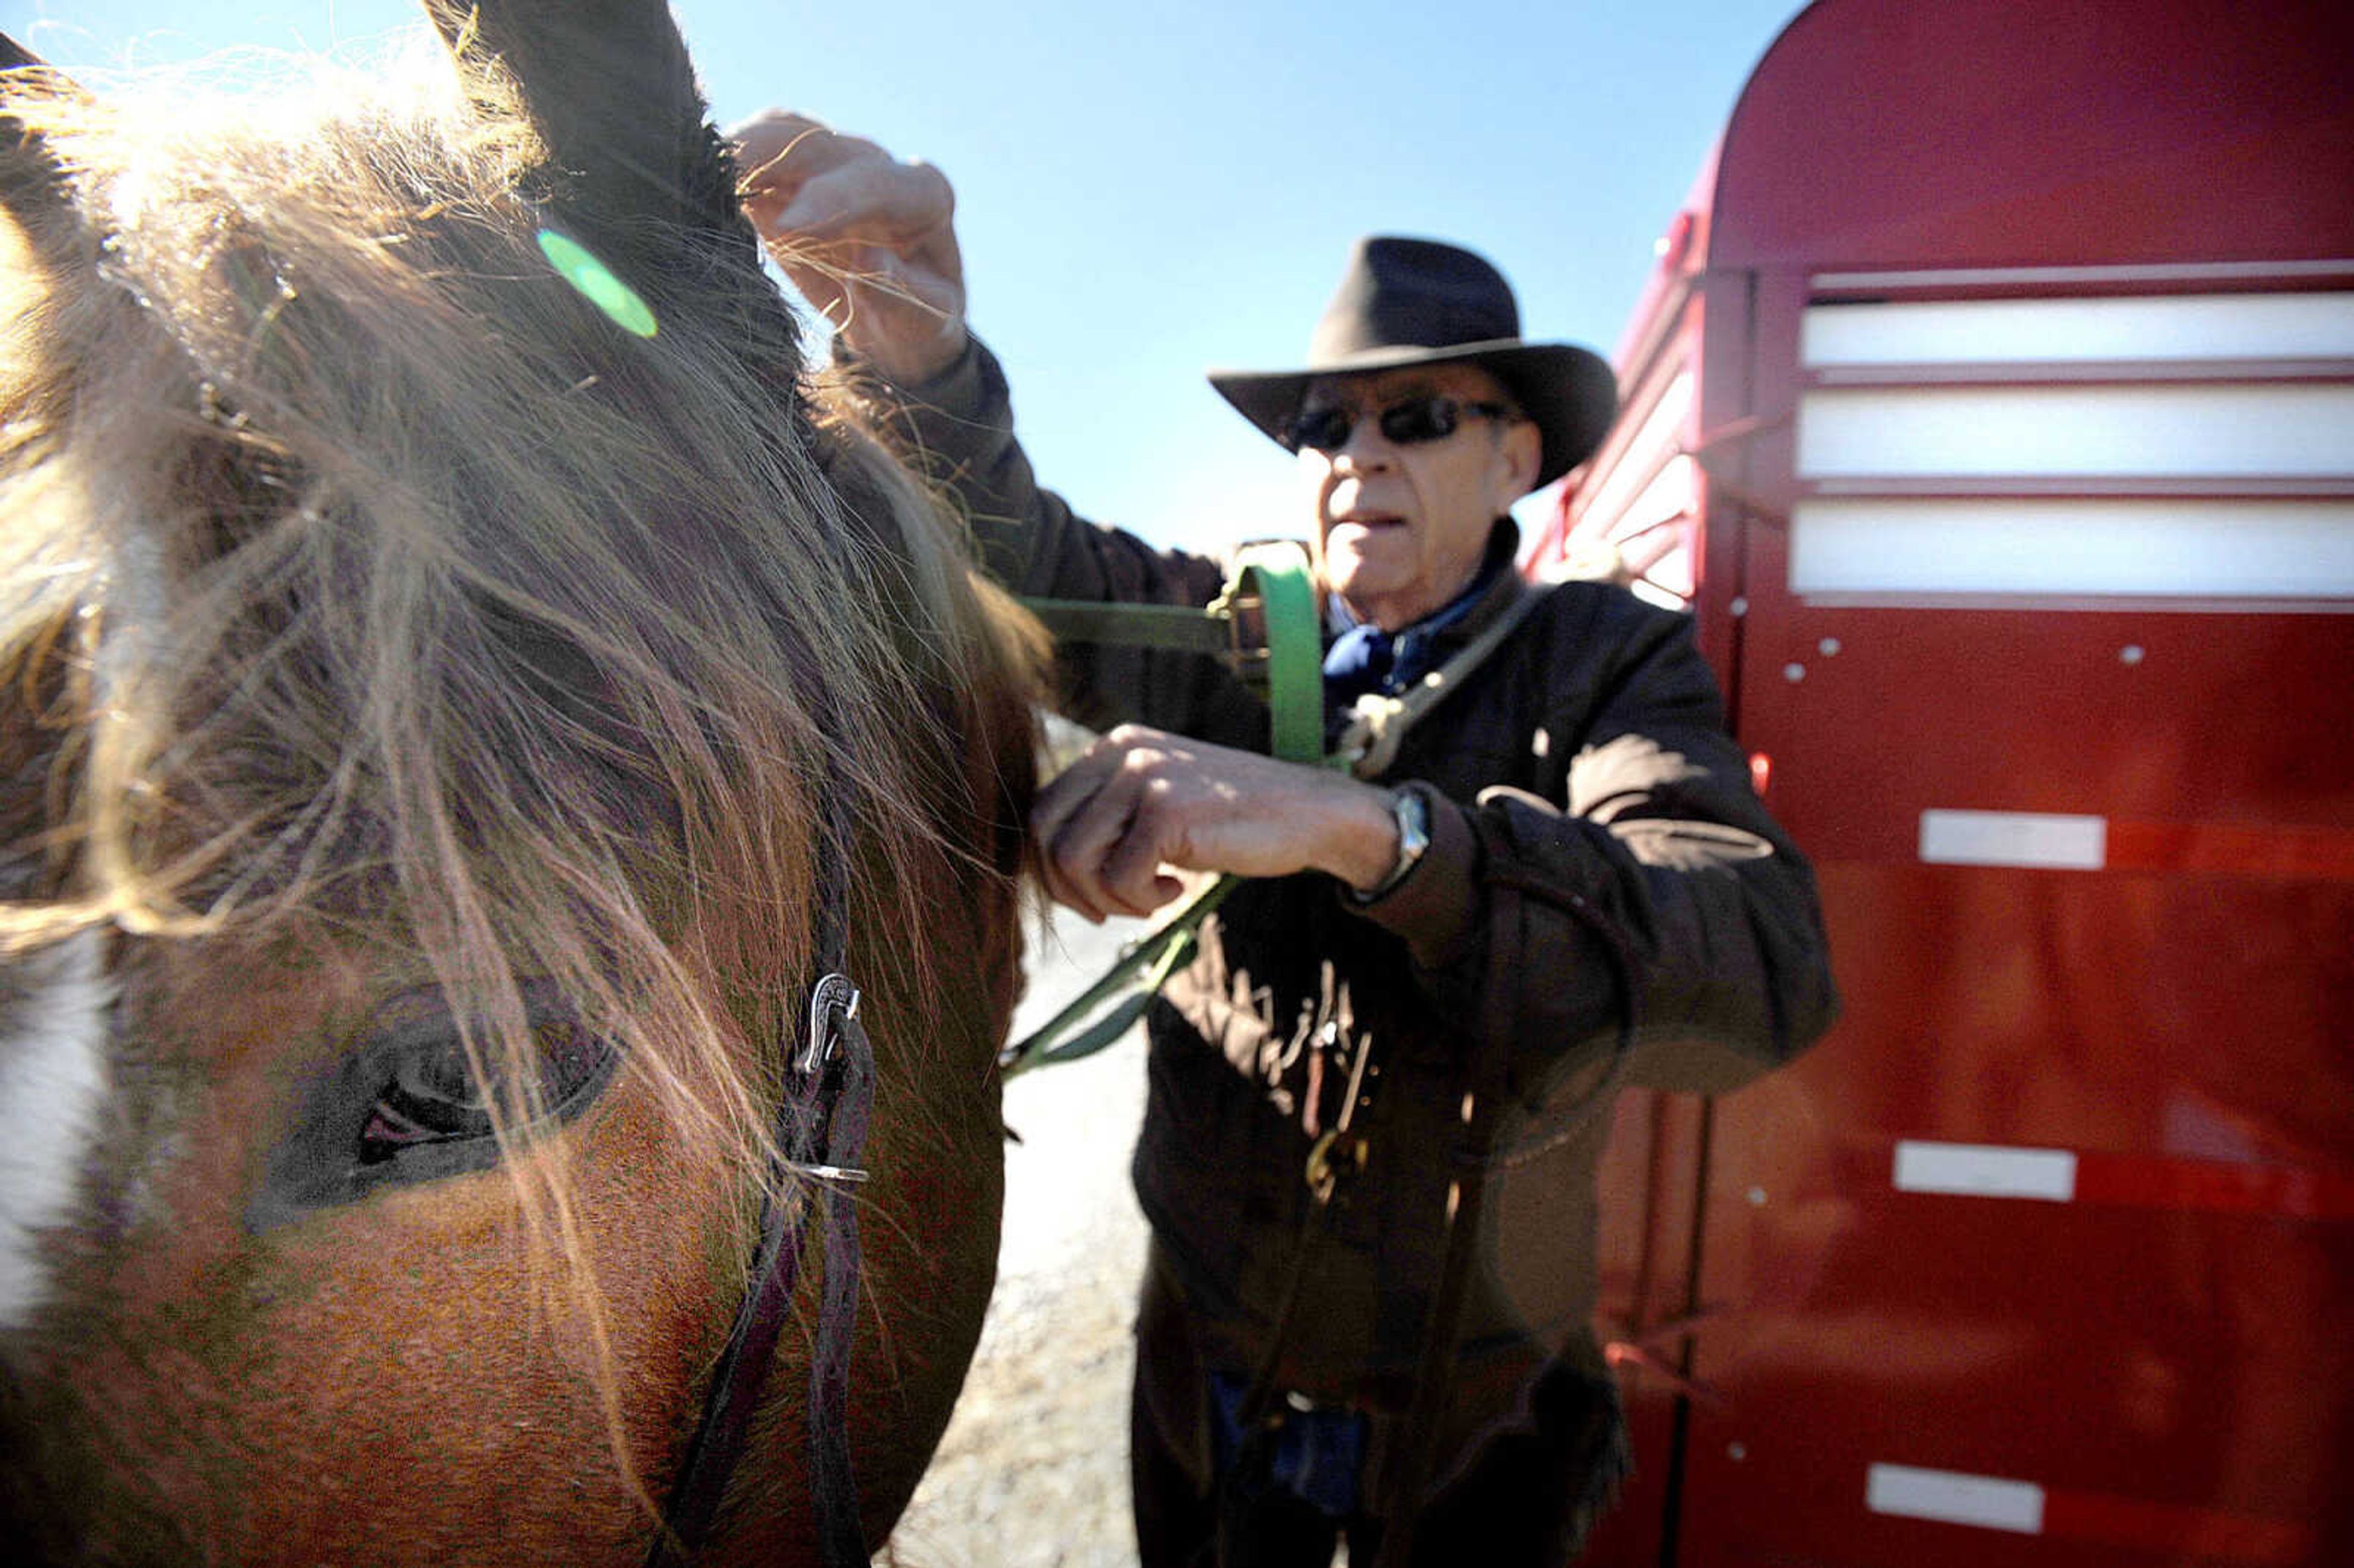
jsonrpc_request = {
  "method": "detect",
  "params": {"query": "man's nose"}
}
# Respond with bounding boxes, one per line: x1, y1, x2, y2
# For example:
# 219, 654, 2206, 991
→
1331, 419, 1393, 471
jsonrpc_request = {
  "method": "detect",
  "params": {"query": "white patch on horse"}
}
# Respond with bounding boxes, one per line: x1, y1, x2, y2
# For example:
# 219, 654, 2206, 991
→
0, 934, 115, 1326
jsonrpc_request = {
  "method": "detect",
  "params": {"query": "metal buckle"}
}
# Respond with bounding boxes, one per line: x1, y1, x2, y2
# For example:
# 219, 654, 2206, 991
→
795, 972, 861, 1077
788, 972, 869, 1186
790, 1160, 870, 1186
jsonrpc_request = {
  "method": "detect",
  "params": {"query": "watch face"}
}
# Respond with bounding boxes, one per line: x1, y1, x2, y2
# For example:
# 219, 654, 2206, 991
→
1402, 789, 1431, 842
1394, 788, 1431, 863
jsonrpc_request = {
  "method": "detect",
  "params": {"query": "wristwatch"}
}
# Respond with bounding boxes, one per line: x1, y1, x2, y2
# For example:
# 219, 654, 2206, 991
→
1358, 786, 1430, 902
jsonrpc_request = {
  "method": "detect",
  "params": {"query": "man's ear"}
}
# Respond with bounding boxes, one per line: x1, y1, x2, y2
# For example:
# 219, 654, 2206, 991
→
1493, 417, 1544, 508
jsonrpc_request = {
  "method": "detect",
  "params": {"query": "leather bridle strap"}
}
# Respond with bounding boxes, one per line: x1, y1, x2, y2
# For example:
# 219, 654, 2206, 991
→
646, 790, 874, 1568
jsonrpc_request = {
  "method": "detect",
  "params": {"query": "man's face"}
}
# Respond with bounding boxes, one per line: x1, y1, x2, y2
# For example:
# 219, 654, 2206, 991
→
1294, 363, 1541, 631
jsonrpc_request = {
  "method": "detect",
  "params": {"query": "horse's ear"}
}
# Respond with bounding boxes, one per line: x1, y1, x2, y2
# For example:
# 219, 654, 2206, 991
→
417, 2, 799, 375
3, 39, 114, 479
419, 1, 740, 250
1, 36, 87, 268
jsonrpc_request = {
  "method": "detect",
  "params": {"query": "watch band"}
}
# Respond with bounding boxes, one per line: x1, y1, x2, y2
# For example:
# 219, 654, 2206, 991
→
1357, 786, 1430, 902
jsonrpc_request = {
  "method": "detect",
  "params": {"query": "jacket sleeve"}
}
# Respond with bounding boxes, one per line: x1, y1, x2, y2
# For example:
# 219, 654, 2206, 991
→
1355, 599, 1840, 1101
837, 337, 1267, 747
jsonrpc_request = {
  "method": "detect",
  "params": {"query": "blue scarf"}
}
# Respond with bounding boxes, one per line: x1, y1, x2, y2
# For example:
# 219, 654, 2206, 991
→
1320, 563, 1498, 709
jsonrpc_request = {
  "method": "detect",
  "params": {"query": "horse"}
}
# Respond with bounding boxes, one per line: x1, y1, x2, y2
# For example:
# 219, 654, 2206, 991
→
0, 2, 1044, 1562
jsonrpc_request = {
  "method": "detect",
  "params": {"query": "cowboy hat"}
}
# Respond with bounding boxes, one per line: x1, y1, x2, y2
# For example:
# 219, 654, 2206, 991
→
1208, 235, 1618, 489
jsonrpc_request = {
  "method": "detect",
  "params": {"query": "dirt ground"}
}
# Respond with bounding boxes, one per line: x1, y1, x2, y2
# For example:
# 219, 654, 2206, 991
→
885, 907, 1154, 1568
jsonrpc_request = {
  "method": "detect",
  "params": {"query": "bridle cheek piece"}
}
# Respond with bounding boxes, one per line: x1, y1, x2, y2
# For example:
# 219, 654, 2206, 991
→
646, 828, 876, 1567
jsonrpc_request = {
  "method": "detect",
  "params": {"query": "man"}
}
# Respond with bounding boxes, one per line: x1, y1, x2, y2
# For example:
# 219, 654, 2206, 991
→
735, 113, 1839, 1567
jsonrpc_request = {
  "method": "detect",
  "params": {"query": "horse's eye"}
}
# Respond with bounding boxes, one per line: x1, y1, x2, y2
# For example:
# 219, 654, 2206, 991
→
249, 987, 619, 1230
356, 1018, 606, 1166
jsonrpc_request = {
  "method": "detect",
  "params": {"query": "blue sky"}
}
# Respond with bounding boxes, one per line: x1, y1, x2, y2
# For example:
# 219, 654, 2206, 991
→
13, 0, 1805, 549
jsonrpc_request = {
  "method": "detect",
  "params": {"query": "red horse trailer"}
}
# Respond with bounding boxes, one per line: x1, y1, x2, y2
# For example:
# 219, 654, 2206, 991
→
1529, 2, 2354, 1563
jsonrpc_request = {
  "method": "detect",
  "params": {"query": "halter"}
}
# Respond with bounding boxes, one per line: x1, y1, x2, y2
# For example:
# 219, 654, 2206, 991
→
644, 784, 875, 1568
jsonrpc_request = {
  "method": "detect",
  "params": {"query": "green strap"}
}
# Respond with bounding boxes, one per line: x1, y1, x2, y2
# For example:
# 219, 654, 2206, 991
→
1020, 599, 1233, 654
997, 875, 1236, 1076
1213, 542, 1324, 766
1003, 569, 1541, 1077
1017, 542, 1324, 760
1002, 543, 1325, 1078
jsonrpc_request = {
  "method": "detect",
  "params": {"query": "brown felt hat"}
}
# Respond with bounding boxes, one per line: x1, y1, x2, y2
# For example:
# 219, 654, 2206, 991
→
1208, 236, 1618, 489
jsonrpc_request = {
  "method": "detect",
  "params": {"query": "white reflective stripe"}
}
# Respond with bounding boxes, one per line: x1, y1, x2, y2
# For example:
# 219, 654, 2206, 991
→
1789, 498, 2354, 601
1797, 382, 2354, 480
1802, 292, 2354, 367
1812, 260, 2354, 292
1919, 810, 2107, 870
1868, 1463, 2046, 1534
1894, 1140, 2078, 1202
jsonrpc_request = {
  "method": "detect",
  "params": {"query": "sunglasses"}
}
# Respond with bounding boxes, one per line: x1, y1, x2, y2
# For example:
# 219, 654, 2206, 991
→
1279, 395, 1520, 454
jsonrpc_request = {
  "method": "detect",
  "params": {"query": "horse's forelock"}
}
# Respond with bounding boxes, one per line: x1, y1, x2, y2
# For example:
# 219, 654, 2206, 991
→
2, 42, 1043, 1533
0, 54, 971, 1173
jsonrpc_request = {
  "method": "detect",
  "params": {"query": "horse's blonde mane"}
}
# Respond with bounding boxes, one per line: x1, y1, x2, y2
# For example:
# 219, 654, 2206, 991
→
0, 43, 1040, 1500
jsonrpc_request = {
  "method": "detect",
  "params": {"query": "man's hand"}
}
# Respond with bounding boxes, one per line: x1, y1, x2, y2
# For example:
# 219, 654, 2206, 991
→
729, 111, 969, 386
1034, 725, 1404, 921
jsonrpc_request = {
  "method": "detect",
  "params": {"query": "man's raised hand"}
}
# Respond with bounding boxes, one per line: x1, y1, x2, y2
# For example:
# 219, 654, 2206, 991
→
730, 111, 969, 385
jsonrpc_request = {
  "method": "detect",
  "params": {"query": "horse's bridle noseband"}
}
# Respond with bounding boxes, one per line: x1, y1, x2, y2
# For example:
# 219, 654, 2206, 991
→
645, 794, 875, 1568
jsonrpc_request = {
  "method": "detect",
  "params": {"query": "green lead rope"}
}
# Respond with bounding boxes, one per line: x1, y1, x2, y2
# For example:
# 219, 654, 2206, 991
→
1001, 543, 1325, 1077
996, 873, 1238, 1075
999, 549, 1542, 1078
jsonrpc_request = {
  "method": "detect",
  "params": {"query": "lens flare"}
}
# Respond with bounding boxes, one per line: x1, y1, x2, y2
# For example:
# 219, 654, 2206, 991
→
535, 229, 658, 339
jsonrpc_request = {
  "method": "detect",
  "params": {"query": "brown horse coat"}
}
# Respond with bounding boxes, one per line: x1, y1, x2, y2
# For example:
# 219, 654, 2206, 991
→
0, 5, 1040, 1562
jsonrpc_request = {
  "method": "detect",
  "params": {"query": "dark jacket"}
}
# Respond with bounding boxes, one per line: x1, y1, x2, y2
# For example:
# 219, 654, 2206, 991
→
849, 339, 1840, 1502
